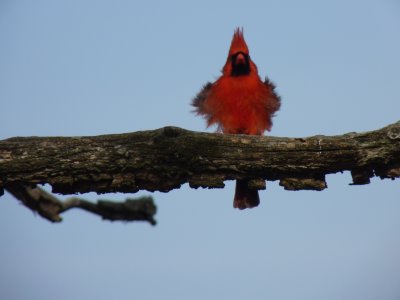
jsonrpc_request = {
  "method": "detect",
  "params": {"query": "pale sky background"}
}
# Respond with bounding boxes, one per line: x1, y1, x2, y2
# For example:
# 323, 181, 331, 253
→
1, 1, 400, 300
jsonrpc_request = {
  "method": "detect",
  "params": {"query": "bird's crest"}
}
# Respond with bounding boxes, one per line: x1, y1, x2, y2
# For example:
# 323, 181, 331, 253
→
228, 27, 249, 56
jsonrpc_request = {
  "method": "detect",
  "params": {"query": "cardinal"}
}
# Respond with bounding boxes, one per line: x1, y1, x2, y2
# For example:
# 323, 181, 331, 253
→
192, 28, 281, 209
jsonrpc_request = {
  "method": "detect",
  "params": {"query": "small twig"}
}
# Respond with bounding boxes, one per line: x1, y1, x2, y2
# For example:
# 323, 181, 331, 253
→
6, 184, 156, 225
62, 196, 157, 225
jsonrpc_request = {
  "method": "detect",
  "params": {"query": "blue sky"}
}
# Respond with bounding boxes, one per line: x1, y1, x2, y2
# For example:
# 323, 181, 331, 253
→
1, 1, 399, 300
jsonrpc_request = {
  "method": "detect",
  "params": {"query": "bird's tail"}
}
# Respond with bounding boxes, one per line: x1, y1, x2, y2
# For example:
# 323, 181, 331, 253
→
233, 179, 260, 209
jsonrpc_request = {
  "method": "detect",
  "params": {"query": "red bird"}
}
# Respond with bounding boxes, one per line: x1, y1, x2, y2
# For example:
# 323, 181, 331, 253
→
192, 28, 281, 209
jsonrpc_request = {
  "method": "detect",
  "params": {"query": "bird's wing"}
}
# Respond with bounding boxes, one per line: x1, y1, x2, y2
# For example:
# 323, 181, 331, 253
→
191, 82, 213, 115
264, 76, 281, 116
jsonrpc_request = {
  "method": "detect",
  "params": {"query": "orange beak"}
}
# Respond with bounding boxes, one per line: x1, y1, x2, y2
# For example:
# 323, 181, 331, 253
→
235, 53, 246, 65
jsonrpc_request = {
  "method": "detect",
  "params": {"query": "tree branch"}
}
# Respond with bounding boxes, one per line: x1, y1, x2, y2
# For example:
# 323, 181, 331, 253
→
6, 184, 157, 225
1, 121, 399, 222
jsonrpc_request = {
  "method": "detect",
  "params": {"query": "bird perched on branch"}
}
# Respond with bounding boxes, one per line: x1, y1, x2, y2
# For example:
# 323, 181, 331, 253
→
192, 28, 281, 209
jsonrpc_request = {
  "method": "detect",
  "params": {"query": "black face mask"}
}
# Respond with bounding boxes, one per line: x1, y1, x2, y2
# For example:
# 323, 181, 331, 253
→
230, 51, 251, 76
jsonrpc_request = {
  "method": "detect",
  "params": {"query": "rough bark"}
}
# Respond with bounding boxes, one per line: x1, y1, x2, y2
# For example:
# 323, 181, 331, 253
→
6, 184, 156, 225
1, 121, 399, 223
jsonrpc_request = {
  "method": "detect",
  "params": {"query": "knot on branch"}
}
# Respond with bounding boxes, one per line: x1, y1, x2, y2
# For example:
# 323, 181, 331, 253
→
387, 127, 400, 140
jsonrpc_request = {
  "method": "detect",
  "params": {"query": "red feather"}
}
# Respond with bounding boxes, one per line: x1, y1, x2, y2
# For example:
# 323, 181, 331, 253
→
192, 28, 280, 209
